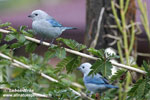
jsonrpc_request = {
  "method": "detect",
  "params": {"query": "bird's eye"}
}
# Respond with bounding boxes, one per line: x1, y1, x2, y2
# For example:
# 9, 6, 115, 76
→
82, 66, 85, 69
35, 14, 38, 16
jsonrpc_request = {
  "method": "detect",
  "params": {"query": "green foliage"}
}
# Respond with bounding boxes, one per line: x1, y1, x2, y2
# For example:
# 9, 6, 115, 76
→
0, 22, 150, 100
49, 89, 79, 100
55, 38, 86, 73
0, 25, 82, 99
47, 46, 66, 59
19, 26, 33, 37
0, 22, 11, 28
0, 33, 3, 40
88, 48, 105, 59
88, 48, 113, 78
110, 69, 127, 82
0, 44, 9, 53
127, 61, 150, 100
143, 61, 150, 75
56, 54, 81, 73
57, 37, 86, 51
4, 34, 16, 42
25, 42, 37, 53
127, 79, 147, 100
89, 59, 112, 78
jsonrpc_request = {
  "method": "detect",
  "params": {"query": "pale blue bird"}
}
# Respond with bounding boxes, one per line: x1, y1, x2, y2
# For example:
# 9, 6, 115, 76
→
77, 62, 118, 96
28, 10, 76, 45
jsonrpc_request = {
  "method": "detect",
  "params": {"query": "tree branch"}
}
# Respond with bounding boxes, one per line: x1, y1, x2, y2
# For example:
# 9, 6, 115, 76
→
90, 7, 105, 48
0, 52, 94, 100
0, 28, 146, 75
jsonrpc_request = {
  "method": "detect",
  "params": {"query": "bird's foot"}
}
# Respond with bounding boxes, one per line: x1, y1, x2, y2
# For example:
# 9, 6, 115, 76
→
37, 42, 42, 46
49, 43, 53, 47
40, 39, 43, 45
86, 93, 91, 97
49, 39, 55, 47
95, 93, 100, 100
37, 39, 44, 46
86, 92, 93, 97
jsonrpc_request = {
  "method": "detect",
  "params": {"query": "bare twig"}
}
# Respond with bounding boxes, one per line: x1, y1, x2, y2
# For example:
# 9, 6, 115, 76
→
88, 19, 96, 40
103, 34, 120, 40
137, 52, 150, 57
90, 7, 105, 48
0, 53, 80, 96
0, 52, 94, 100
0, 28, 147, 75
126, 22, 141, 29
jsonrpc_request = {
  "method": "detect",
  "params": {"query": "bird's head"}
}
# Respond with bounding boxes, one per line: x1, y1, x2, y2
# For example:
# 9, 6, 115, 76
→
77, 62, 92, 76
28, 10, 51, 21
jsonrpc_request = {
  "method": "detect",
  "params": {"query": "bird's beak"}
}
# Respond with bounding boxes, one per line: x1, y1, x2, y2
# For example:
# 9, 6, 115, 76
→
28, 15, 32, 18
77, 67, 81, 71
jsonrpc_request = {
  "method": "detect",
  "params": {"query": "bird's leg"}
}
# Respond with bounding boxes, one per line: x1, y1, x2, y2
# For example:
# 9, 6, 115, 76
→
37, 38, 44, 46
86, 91, 93, 97
95, 93, 100, 100
40, 38, 44, 45
49, 39, 55, 46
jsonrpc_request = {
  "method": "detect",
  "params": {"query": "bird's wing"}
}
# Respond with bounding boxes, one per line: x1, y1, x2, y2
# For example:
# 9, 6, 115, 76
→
46, 18, 62, 27
98, 73, 109, 84
84, 74, 109, 85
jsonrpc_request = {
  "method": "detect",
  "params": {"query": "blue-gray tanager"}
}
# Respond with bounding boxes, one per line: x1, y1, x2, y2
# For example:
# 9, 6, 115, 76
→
28, 10, 76, 45
77, 63, 118, 95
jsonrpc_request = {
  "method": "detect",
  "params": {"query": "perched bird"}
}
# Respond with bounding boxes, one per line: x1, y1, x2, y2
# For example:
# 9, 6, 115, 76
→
77, 62, 118, 96
28, 10, 76, 45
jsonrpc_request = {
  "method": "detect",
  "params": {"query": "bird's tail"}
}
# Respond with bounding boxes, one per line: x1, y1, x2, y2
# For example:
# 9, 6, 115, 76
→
64, 27, 77, 30
61, 27, 77, 32
106, 84, 118, 89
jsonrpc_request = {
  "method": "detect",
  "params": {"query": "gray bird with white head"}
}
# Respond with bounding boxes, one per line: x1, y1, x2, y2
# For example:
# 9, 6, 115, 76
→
28, 10, 76, 45
77, 62, 118, 96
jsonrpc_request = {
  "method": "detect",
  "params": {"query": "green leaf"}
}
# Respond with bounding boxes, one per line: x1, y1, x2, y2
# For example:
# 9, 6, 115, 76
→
19, 25, 27, 31
56, 56, 72, 73
88, 48, 105, 59
8, 26, 17, 32
56, 54, 81, 73
47, 46, 66, 59
66, 56, 81, 73
0, 33, 3, 40
17, 34, 26, 43
128, 79, 142, 96
44, 51, 56, 61
30, 54, 44, 65
19, 26, 33, 37
27, 29, 34, 36
89, 59, 112, 78
0, 90, 3, 97
25, 42, 37, 53
142, 61, 150, 75
146, 90, 150, 99
4, 34, 16, 42
128, 79, 147, 99
0, 59, 11, 65
55, 48, 66, 59
0, 44, 11, 55
136, 80, 146, 99
110, 69, 127, 82
17, 56, 29, 65
0, 44, 8, 52
10, 42, 23, 49
56, 38, 86, 51
0, 22, 11, 27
